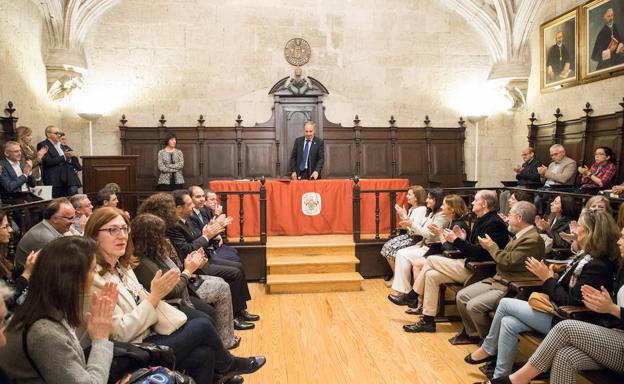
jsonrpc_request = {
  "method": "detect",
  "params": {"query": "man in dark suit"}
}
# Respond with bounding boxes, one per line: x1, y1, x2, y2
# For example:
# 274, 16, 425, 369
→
289, 121, 324, 180
188, 186, 240, 262
0, 141, 35, 194
36, 125, 79, 197
167, 189, 259, 329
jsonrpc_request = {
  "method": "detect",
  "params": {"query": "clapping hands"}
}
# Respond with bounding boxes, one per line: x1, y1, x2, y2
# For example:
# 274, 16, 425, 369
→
86, 282, 118, 341
581, 285, 619, 316
525, 257, 554, 282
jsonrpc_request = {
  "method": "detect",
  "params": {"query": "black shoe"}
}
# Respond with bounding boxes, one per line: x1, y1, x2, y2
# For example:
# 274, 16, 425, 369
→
234, 317, 255, 330
448, 330, 482, 345
239, 310, 260, 322
403, 319, 436, 333
225, 356, 266, 377
388, 294, 418, 308
464, 351, 496, 365
220, 375, 244, 384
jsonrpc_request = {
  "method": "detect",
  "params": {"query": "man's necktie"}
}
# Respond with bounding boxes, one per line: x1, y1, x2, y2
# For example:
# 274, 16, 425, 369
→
299, 140, 310, 172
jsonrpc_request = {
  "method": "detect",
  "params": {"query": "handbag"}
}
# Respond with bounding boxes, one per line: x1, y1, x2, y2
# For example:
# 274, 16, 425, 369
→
84, 341, 176, 384
528, 292, 560, 317
116, 366, 195, 384
154, 300, 187, 335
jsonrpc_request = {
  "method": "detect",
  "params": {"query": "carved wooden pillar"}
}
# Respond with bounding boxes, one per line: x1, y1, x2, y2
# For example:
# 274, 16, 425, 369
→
389, 115, 397, 178
235, 115, 243, 178
353, 115, 361, 176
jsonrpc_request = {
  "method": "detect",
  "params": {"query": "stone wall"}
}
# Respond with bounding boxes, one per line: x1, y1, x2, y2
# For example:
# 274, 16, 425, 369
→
0, 1, 61, 141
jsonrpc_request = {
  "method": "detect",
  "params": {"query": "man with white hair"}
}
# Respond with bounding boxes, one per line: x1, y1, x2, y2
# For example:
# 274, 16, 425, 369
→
537, 144, 577, 187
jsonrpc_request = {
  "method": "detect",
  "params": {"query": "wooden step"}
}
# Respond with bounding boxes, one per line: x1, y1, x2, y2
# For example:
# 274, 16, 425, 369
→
266, 243, 355, 258
266, 272, 363, 294
267, 254, 360, 274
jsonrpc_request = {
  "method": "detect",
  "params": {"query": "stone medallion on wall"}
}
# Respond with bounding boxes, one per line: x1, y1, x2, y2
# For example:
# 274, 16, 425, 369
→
284, 38, 311, 66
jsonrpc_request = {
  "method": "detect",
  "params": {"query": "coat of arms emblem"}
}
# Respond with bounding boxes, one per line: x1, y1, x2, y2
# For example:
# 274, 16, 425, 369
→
301, 192, 321, 216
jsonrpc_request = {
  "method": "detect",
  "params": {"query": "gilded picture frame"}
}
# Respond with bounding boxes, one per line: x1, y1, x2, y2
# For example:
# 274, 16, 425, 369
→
540, 8, 579, 92
581, 0, 624, 81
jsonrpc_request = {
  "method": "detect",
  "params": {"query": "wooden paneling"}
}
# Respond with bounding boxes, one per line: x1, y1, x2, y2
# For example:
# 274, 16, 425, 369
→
243, 142, 275, 178
205, 142, 237, 179
361, 142, 390, 178
396, 142, 428, 184
324, 142, 355, 178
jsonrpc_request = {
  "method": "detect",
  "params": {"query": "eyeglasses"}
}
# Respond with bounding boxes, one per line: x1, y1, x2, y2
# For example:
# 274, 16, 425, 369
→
0, 224, 12, 231
49, 132, 60, 135
99, 226, 131, 237
0, 311, 12, 330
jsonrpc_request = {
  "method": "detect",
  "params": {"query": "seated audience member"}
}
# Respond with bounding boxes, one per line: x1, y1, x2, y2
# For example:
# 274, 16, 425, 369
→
466, 209, 620, 379
0, 281, 13, 381
139, 192, 258, 329
405, 190, 509, 335
104, 182, 121, 193
0, 211, 36, 309
189, 186, 240, 263
0, 236, 117, 383
16, 126, 47, 183
480, 226, 624, 384
132, 213, 240, 349
396, 194, 470, 315
534, 195, 577, 250
577, 146, 616, 194
585, 194, 613, 215
83, 207, 264, 383
388, 189, 448, 306
499, 191, 534, 223
500, 148, 542, 214
455, 202, 545, 341
0, 141, 35, 194
380, 185, 427, 281
15, 197, 75, 267
70, 194, 94, 235
537, 144, 577, 188
94, 187, 119, 209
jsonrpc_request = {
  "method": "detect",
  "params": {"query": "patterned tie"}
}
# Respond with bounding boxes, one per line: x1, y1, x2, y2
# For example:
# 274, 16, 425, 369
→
299, 140, 310, 172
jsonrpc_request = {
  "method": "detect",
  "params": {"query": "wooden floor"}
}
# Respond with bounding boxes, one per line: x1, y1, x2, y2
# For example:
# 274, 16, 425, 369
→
234, 279, 491, 384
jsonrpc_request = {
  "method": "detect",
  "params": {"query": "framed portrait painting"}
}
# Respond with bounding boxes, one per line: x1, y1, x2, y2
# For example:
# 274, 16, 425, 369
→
581, 0, 624, 80
541, 8, 579, 92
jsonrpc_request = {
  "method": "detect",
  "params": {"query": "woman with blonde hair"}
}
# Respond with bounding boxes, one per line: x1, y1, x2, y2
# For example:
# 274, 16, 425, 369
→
15, 126, 46, 182
380, 185, 427, 282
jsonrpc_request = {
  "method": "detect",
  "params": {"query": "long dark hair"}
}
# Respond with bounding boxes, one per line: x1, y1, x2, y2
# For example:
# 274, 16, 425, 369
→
131, 213, 172, 263
8, 236, 97, 330
427, 188, 445, 214
0, 211, 11, 280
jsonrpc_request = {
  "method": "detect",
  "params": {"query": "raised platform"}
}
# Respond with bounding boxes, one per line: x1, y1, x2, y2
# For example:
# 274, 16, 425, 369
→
266, 235, 363, 294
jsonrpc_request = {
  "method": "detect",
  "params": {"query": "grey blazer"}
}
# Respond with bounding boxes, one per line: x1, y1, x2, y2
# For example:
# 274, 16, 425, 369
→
157, 149, 184, 185
15, 220, 62, 267
0, 317, 113, 383
543, 156, 577, 185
